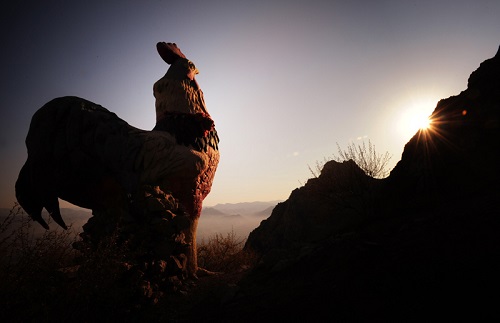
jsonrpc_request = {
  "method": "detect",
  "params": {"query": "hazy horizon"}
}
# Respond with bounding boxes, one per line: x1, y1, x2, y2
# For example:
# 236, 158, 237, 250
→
0, 200, 280, 243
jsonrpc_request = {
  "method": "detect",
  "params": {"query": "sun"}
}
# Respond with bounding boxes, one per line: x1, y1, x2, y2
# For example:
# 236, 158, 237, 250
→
414, 111, 432, 130
397, 99, 435, 139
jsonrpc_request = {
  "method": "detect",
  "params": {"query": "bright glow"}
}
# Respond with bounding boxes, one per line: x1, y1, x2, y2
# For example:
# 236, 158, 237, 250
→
415, 113, 432, 130
398, 99, 435, 139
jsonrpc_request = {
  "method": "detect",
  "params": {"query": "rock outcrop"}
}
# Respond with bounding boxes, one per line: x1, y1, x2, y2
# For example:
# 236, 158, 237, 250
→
234, 46, 500, 321
246, 160, 377, 255
386, 46, 500, 210
246, 46, 500, 256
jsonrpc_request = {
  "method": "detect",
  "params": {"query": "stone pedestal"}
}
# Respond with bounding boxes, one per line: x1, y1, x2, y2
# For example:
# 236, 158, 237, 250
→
74, 185, 194, 301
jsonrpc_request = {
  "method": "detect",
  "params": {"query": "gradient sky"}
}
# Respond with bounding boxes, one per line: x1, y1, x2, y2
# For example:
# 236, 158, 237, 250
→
1, 0, 499, 208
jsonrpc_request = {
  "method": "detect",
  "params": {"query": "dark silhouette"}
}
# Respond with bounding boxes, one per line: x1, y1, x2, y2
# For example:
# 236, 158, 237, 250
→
235, 46, 500, 321
15, 42, 219, 277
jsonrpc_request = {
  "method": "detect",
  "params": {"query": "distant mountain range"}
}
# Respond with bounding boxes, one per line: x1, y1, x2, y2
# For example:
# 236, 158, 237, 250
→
202, 201, 281, 217
198, 201, 281, 241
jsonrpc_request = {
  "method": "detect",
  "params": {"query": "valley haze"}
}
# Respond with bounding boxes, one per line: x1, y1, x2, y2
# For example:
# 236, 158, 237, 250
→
0, 201, 281, 243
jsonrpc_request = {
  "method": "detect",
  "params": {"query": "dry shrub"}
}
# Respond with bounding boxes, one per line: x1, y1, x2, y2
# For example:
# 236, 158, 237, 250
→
0, 204, 80, 321
309, 140, 392, 179
0, 204, 138, 321
0, 203, 78, 272
197, 229, 257, 273
334, 140, 392, 179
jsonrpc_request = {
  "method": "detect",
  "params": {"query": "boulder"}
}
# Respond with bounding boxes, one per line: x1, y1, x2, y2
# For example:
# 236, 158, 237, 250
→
246, 160, 377, 254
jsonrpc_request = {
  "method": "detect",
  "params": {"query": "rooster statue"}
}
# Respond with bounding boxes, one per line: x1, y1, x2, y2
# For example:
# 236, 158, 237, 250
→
15, 42, 219, 276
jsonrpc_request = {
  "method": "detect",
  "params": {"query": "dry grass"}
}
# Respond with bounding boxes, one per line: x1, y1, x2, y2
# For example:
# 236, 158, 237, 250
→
0, 204, 258, 321
197, 229, 257, 273
0, 204, 137, 321
0, 203, 78, 271
0, 204, 80, 321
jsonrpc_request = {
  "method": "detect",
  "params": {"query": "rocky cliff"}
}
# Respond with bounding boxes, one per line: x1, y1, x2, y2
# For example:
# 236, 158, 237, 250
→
225, 46, 500, 321
247, 46, 500, 255
387, 45, 500, 208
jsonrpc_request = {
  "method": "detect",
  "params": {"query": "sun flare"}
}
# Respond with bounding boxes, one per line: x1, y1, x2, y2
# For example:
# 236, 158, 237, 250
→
415, 113, 432, 130
398, 99, 435, 139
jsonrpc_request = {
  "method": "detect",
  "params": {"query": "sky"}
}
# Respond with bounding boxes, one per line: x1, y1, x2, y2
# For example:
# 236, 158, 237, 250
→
1, 0, 499, 209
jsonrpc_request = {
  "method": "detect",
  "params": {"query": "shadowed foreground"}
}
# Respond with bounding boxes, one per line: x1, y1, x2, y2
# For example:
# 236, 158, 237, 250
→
227, 46, 500, 321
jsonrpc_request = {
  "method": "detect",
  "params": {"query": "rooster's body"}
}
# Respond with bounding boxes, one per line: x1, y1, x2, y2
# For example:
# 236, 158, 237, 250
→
15, 43, 219, 275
